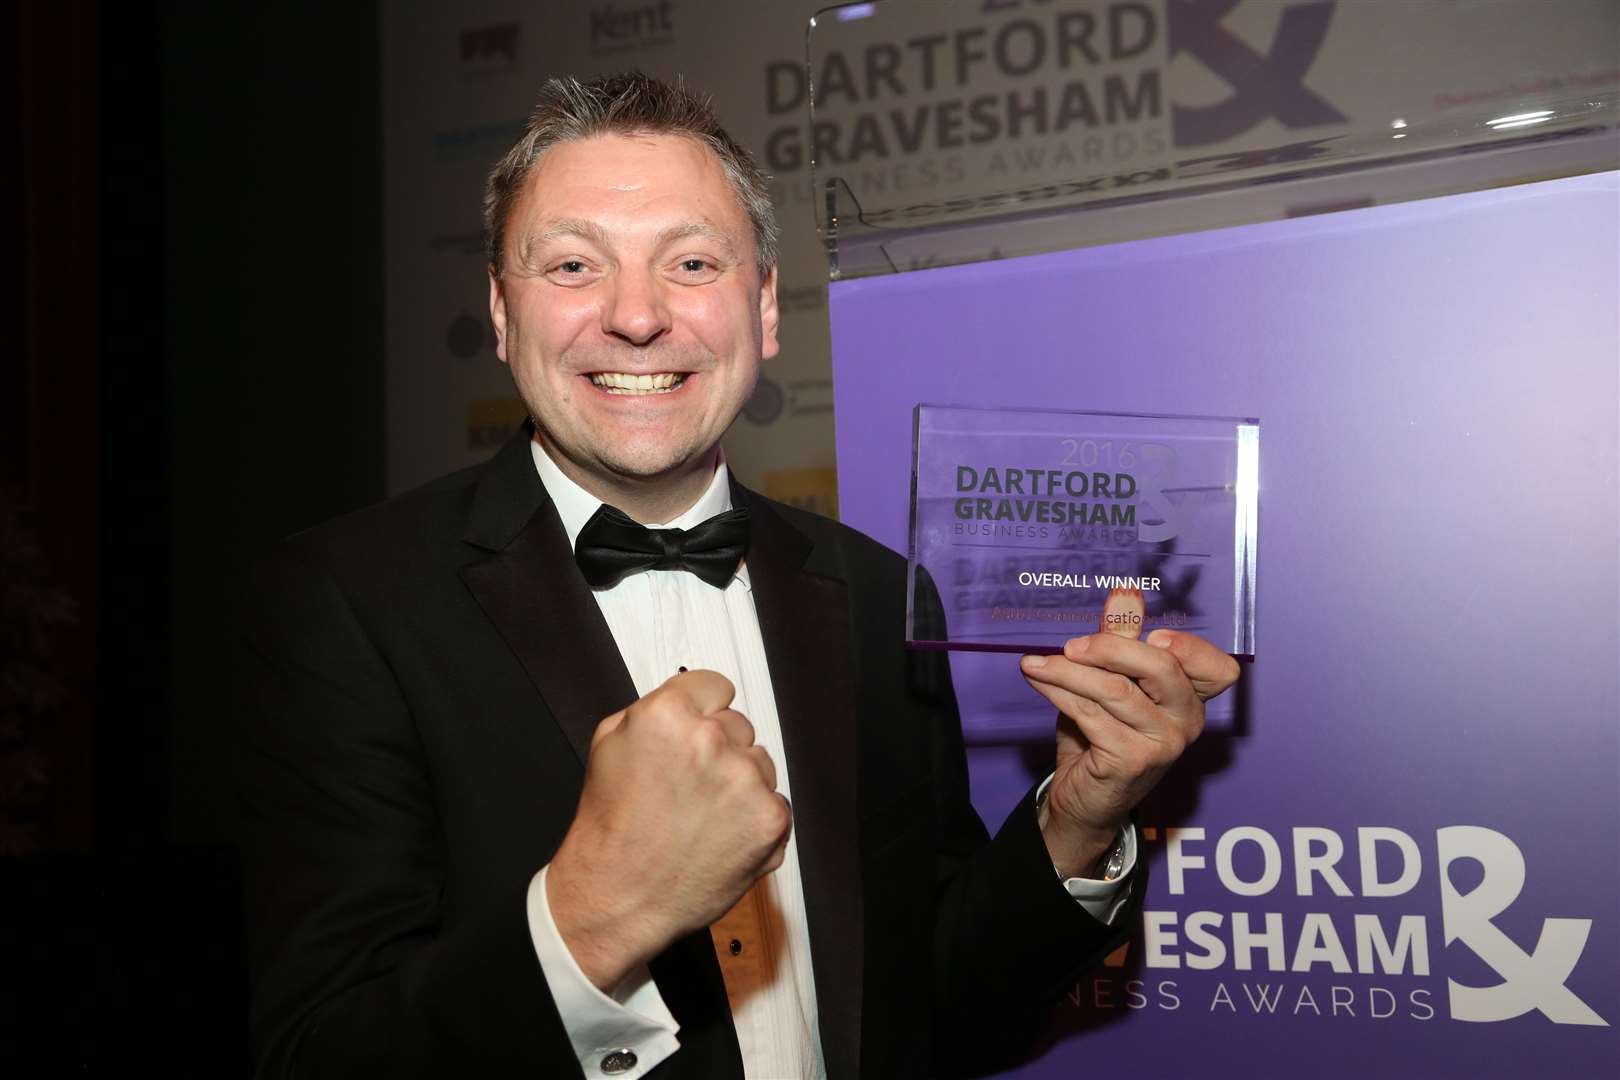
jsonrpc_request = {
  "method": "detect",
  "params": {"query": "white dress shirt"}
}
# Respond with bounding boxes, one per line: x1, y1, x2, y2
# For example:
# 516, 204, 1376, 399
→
522, 441, 1134, 1080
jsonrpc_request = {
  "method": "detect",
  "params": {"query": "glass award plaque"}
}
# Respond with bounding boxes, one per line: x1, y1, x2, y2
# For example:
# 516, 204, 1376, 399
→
908, 405, 1258, 656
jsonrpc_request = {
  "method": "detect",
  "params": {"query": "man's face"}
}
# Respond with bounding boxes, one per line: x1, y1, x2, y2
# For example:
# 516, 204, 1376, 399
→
489, 133, 779, 494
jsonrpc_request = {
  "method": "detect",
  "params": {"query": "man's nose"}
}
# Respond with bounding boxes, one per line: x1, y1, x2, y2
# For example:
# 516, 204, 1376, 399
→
601, 266, 671, 346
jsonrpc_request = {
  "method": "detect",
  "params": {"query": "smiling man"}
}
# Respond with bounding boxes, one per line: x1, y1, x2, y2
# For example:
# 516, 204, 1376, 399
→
488, 115, 777, 525
238, 72, 1238, 1080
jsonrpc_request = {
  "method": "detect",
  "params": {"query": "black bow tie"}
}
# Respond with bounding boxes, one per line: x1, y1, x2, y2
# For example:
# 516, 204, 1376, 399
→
574, 502, 750, 590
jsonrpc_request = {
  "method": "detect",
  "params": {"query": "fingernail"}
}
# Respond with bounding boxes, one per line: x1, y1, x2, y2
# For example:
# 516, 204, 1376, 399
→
1149, 633, 1173, 649
1021, 654, 1046, 671
1064, 637, 1090, 658
1100, 586, 1146, 640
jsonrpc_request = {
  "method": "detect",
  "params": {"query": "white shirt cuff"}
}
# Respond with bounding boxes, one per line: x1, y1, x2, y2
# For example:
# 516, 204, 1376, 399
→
527, 865, 682, 1079
1034, 774, 1138, 926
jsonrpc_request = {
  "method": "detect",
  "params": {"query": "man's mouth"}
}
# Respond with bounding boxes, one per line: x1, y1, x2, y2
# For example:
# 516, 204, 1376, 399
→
588, 372, 689, 396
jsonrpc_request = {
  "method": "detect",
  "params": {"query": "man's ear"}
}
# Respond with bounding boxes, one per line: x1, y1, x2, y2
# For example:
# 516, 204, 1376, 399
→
759, 264, 780, 362
488, 265, 510, 364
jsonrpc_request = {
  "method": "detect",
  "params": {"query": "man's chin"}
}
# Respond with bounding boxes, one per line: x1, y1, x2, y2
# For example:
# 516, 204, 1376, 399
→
594, 444, 718, 486
531, 419, 723, 496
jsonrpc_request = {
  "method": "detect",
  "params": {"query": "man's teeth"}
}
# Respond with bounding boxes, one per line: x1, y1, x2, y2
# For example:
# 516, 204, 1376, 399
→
590, 372, 687, 395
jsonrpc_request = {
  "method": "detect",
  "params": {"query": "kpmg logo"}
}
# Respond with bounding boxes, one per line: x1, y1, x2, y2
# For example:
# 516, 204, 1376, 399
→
1168, 0, 1346, 146
1438, 826, 1606, 1026
458, 22, 520, 78
589, 0, 674, 54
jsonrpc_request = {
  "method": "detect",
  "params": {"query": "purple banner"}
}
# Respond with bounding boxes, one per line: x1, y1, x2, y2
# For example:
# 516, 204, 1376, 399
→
830, 172, 1619, 1076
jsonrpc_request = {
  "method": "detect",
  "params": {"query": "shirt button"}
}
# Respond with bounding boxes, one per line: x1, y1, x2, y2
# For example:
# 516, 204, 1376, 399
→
728, 938, 743, 956
600, 1048, 638, 1074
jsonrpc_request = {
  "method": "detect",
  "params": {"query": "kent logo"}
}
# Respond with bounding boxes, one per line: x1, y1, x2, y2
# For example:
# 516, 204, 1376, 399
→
590, 0, 674, 53
1168, 0, 1346, 146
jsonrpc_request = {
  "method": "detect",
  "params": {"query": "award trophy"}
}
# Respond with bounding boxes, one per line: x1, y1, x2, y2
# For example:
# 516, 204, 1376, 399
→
907, 405, 1259, 656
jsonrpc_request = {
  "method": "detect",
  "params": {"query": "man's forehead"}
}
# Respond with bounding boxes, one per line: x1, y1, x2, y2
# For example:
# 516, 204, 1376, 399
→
513, 133, 750, 245
524, 216, 740, 255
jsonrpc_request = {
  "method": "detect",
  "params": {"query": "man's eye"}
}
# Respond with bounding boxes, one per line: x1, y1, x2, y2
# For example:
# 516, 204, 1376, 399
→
679, 259, 711, 273
557, 260, 587, 274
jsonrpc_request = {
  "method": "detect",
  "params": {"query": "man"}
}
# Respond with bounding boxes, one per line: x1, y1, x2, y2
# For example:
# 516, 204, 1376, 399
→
238, 72, 1239, 1079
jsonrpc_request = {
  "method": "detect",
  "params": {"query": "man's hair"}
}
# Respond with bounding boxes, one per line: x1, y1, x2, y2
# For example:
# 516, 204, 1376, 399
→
484, 71, 779, 277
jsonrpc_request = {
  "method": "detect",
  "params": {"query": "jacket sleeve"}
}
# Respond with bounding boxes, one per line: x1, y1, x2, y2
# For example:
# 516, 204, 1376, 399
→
236, 544, 585, 1079
909, 567, 1147, 1077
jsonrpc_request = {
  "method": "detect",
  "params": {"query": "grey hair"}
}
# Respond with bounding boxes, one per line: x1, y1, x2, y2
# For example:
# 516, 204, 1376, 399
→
484, 71, 779, 277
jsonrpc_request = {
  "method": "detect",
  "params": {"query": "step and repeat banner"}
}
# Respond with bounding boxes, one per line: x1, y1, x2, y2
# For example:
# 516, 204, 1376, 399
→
382, 8, 1617, 1070
829, 170, 1618, 1077
380, 0, 1618, 515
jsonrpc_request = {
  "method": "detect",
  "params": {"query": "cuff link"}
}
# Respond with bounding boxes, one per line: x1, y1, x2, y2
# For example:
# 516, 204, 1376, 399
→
600, 1048, 638, 1075
1097, 835, 1127, 882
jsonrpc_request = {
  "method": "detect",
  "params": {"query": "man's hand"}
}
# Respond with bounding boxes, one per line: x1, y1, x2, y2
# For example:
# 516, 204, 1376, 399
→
1020, 590, 1241, 878
545, 670, 791, 991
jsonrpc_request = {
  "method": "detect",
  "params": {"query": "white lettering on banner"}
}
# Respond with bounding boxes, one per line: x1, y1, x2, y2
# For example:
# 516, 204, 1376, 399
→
1354, 914, 1430, 976
1183, 912, 1225, 969
1291, 913, 1351, 973
1216, 826, 1282, 895
1165, 826, 1205, 894
1134, 910, 1429, 975
1231, 912, 1285, 971
1360, 827, 1423, 897
1437, 826, 1608, 1026
1083, 824, 1608, 1027
1161, 824, 1424, 897
1294, 827, 1353, 896
1195, 981, 1435, 1019
1069, 978, 1181, 1011
1244, 983, 1284, 1013
1143, 910, 1180, 968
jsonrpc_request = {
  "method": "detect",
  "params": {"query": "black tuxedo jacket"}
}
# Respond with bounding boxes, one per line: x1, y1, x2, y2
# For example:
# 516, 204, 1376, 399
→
237, 429, 1143, 1079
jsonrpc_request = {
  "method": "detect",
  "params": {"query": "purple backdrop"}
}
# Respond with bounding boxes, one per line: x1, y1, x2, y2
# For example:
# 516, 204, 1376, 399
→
829, 172, 1619, 1077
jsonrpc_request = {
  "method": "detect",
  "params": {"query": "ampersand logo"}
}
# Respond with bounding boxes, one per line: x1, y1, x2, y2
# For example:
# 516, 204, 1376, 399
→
1168, 0, 1346, 147
1437, 826, 1608, 1026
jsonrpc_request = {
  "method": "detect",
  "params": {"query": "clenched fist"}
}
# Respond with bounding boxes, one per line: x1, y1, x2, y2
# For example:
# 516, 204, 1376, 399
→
545, 669, 792, 990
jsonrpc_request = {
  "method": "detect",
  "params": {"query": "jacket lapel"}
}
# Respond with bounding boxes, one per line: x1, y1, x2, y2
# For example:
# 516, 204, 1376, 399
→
457, 429, 636, 764
736, 483, 865, 1080
457, 434, 862, 1077
458, 431, 744, 1076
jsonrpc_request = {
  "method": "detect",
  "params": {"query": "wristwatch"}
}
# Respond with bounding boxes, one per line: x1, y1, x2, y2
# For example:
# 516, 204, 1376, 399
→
1096, 835, 1127, 882
1050, 831, 1128, 882
1038, 785, 1129, 882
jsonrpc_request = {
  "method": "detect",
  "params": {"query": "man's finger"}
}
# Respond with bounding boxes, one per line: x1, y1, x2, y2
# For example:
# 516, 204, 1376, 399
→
1144, 629, 1242, 702
1021, 654, 1167, 741
590, 707, 628, 749
1021, 667, 1140, 756
742, 744, 777, 792
1060, 633, 1196, 710
663, 668, 736, 714
710, 707, 756, 750
1100, 587, 1146, 640
758, 795, 794, 874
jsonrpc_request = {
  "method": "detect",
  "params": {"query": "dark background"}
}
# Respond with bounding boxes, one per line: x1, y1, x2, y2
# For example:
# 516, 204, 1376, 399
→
5, 2, 383, 1074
